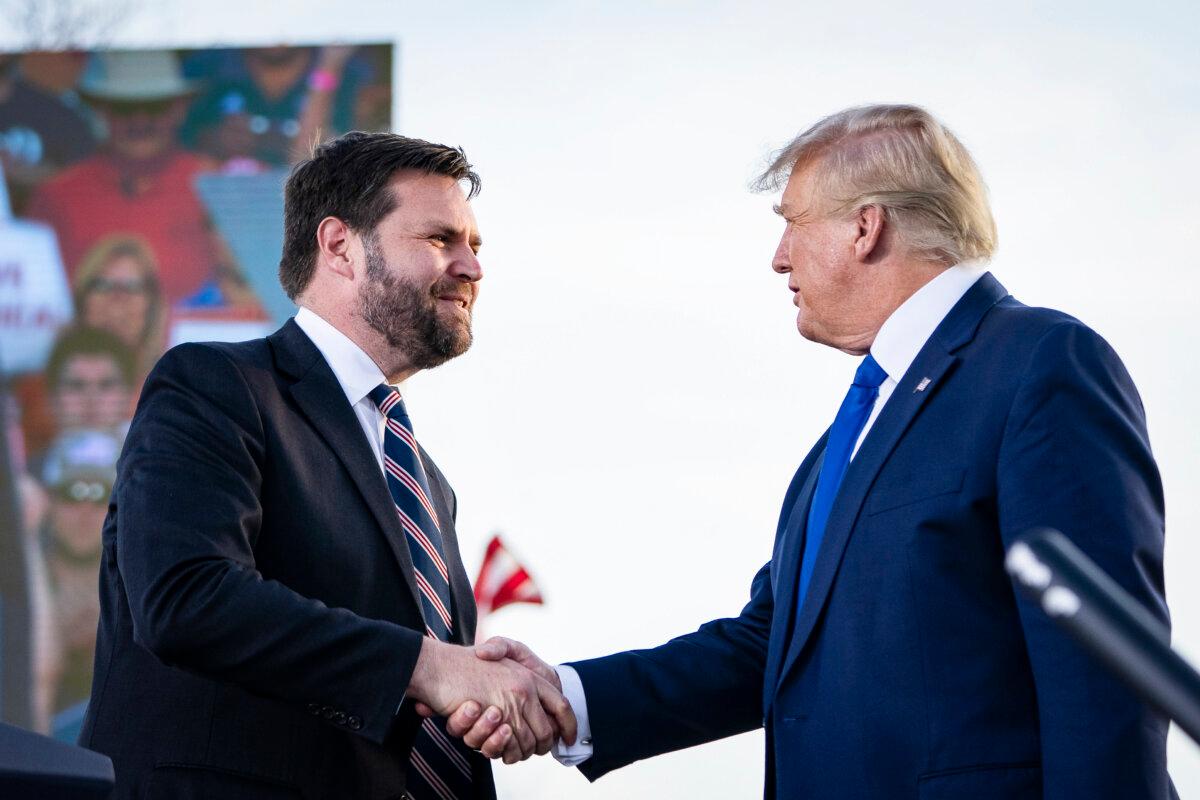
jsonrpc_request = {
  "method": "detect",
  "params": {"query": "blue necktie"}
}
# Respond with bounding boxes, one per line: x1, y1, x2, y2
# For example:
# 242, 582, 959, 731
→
796, 354, 889, 609
369, 385, 478, 800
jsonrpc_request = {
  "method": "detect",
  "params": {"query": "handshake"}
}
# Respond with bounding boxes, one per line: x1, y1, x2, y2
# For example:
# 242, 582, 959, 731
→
407, 636, 576, 764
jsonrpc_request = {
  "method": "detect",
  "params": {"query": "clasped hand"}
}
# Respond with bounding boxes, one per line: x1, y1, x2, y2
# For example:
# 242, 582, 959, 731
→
408, 637, 573, 764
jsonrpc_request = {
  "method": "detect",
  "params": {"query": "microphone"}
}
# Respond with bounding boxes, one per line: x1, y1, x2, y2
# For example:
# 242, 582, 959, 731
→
1005, 527, 1200, 744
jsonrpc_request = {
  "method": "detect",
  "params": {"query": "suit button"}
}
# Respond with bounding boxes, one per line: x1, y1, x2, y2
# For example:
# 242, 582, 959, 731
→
307, 703, 321, 716
333, 711, 347, 725
348, 715, 362, 731
321, 706, 335, 720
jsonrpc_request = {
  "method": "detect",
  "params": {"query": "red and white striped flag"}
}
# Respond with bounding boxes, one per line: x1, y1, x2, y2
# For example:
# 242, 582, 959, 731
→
474, 534, 544, 616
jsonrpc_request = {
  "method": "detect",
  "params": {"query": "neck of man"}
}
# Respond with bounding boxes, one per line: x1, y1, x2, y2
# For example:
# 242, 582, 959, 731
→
106, 145, 178, 187
299, 298, 421, 384
835, 256, 952, 356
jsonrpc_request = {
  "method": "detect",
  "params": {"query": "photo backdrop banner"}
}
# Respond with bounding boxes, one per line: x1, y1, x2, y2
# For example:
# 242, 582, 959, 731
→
0, 41, 394, 738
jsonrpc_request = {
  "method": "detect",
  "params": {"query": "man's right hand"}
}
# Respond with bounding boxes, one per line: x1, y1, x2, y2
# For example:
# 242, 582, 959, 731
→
406, 638, 576, 763
417, 637, 568, 763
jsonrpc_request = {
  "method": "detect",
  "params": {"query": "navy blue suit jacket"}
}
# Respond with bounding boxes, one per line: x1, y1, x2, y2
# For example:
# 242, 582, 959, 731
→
571, 274, 1174, 799
81, 321, 494, 800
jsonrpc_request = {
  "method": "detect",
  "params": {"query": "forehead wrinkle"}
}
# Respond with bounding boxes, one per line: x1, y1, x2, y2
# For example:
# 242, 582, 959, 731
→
404, 215, 465, 235
782, 165, 830, 223
776, 199, 814, 224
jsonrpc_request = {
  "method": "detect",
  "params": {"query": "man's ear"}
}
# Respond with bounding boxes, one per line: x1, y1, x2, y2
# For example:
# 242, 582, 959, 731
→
853, 204, 886, 262
315, 216, 356, 280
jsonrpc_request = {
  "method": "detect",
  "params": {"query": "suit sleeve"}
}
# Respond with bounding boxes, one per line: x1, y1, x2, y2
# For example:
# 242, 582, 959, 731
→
567, 561, 773, 780
114, 343, 422, 744
997, 321, 1172, 799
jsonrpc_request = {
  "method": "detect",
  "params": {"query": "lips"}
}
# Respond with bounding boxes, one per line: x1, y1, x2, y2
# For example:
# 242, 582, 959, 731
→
438, 295, 470, 309
436, 291, 473, 317
432, 277, 474, 314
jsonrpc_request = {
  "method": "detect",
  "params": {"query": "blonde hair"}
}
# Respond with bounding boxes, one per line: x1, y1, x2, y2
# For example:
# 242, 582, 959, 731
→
755, 104, 997, 265
72, 234, 165, 375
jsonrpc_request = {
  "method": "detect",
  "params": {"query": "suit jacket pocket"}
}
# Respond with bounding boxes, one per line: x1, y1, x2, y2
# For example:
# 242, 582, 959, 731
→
918, 762, 1041, 800
866, 467, 964, 516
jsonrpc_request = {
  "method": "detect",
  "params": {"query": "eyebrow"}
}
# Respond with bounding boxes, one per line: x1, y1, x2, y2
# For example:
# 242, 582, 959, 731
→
773, 203, 808, 222
426, 222, 483, 250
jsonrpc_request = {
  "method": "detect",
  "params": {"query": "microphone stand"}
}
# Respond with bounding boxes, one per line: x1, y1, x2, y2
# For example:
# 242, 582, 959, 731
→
1006, 527, 1200, 744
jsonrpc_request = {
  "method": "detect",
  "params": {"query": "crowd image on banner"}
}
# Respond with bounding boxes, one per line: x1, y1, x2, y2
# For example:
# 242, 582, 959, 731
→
0, 43, 394, 740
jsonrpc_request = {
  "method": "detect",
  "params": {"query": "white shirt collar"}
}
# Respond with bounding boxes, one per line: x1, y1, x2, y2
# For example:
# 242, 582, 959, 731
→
293, 307, 388, 407
870, 261, 988, 383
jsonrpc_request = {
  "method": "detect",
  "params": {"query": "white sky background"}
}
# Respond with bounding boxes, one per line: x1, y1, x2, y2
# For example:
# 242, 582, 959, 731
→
7, 0, 1199, 796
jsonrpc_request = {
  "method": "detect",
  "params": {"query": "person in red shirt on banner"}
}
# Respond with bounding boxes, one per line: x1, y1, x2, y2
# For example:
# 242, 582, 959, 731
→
26, 50, 219, 305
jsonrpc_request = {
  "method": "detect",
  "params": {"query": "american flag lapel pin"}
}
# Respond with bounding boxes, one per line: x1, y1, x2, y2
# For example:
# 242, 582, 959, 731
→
914, 377, 932, 393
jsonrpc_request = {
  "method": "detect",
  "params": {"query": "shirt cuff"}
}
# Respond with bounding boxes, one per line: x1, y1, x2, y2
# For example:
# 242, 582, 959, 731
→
551, 664, 594, 766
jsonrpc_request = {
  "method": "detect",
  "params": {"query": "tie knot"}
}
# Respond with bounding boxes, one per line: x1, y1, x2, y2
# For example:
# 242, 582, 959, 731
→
852, 354, 888, 389
368, 384, 407, 419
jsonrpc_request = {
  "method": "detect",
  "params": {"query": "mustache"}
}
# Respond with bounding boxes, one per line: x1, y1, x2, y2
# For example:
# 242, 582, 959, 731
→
431, 279, 475, 306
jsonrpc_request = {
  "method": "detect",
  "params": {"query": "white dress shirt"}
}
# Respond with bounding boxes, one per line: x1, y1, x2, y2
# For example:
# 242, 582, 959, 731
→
294, 308, 415, 714
851, 261, 988, 458
293, 306, 396, 474
552, 262, 989, 766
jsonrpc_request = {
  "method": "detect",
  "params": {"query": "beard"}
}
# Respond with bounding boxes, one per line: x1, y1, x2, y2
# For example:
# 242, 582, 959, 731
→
358, 235, 473, 370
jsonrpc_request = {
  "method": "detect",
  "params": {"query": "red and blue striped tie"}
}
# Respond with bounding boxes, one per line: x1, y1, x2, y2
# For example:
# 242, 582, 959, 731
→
370, 384, 479, 800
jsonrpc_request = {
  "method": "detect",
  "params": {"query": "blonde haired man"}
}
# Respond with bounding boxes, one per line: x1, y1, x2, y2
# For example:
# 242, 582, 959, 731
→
449, 105, 1175, 799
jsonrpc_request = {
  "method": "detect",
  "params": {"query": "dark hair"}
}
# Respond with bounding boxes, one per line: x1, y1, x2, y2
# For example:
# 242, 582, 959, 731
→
46, 325, 138, 392
278, 131, 481, 300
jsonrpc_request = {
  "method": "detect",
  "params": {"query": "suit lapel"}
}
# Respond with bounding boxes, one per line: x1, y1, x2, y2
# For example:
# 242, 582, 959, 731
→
775, 273, 1010, 689
269, 321, 425, 619
763, 443, 824, 711
444, 527, 477, 646
420, 451, 477, 645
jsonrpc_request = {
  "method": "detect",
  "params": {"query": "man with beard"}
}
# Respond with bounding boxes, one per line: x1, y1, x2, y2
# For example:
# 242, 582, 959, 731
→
81, 131, 575, 800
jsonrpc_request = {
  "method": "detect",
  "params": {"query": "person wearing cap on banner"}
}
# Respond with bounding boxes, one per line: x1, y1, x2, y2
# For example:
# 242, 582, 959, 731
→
36, 430, 122, 720
26, 50, 219, 305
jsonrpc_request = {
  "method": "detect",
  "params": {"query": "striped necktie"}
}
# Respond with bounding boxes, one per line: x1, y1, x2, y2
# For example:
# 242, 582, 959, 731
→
369, 385, 479, 800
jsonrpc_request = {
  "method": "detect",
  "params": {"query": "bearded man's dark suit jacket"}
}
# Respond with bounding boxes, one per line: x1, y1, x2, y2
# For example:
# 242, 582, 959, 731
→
569, 273, 1175, 799
80, 320, 494, 800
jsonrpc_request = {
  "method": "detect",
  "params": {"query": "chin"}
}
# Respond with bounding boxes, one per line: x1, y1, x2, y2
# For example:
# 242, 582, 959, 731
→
795, 317, 818, 342
442, 310, 472, 337
435, 324, 473, 360
796, 320, 840, 350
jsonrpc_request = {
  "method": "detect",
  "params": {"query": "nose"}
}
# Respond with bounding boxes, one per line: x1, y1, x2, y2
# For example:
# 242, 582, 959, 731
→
771, 227, 792, 274
450, 245, 483, 283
